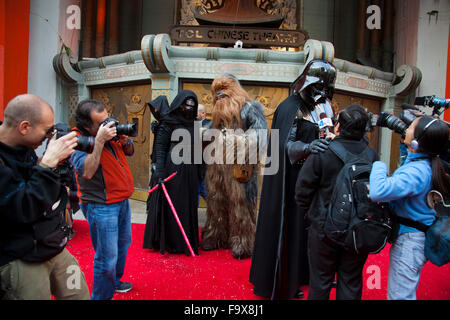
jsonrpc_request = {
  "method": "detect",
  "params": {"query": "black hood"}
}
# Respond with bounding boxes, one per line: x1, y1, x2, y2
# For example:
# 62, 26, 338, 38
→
161, 90, 198, 126
148, 95, 170, 121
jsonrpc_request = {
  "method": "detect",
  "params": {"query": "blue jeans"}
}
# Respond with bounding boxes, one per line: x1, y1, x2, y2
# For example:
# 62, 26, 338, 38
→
197, 179, 207, 208
387, 232, 427, 300
81, 200, 132, 300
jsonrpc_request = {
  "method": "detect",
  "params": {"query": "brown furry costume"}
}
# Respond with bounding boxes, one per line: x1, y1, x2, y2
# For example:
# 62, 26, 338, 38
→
201, 74, 268, 259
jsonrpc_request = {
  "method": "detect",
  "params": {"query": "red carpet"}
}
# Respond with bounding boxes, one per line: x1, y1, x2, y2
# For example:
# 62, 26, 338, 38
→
67, 220, 450, 300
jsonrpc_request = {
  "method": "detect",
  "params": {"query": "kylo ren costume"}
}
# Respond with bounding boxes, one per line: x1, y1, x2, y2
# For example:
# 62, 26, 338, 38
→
143, 90, 200, 255
249, 60, 337, 299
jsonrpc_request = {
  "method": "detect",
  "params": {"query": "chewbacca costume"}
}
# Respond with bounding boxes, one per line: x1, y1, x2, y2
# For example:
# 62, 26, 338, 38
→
201, 74, 268, 260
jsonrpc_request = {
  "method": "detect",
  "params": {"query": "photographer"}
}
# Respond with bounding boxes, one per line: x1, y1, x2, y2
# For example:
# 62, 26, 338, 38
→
0, 94, 89, 300
70, 99, 135, 300
370, 116, 449, 300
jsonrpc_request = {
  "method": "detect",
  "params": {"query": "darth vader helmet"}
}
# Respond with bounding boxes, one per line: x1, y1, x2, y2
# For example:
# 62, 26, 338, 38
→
291, 59, 337, 108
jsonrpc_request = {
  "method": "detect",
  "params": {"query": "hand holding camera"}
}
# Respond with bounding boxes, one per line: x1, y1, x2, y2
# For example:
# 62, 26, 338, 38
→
96, 120, 117, 145
99, 117, 137, 144
40, 131, 78, 168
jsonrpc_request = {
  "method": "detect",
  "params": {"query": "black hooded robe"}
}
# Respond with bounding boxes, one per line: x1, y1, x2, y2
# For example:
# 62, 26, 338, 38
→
143, 90, 200, 255
249, 94, 319, 299
145, 95, 170, 213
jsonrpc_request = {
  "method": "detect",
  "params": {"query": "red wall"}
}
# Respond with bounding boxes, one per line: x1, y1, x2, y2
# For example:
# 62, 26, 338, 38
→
0, 0, 30, 121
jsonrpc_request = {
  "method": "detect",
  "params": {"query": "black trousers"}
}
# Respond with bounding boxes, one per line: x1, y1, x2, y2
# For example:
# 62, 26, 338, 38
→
307, 228, 368, 300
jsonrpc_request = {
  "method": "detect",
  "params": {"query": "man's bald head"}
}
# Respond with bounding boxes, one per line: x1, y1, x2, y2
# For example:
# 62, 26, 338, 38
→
3, 94, 53, 128
197, 103, 206, 121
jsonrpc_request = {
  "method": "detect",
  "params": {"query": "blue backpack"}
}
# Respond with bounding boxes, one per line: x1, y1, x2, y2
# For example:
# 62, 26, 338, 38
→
395, 214, 450, 267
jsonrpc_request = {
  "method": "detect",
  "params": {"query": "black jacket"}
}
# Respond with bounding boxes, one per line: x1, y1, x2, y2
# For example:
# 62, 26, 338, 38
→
0, 141, 65, 266
295, 136, 378, 237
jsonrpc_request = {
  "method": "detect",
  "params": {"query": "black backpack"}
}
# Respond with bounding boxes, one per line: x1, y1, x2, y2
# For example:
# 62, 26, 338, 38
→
323, 141, 394, 254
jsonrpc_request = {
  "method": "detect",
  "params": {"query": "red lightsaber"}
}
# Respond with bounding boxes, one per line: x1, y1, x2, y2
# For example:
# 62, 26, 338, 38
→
147, 172, 196, 257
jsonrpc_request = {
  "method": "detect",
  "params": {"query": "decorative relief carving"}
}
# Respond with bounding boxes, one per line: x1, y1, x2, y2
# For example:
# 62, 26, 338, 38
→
84, 64, 149, 83
336, 73, 390, 96
174, 60, 299, 79
392, 65, 422, 97
125, 93, 147, 144
180, 0, 297, 30
96, 91, 115, 115
67, 85, 79, 126
151, 89, 171, 101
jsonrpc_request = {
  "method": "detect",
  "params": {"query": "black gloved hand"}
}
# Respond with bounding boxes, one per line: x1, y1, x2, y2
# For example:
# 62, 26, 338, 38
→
305, 138, 330, 155
152, 169, 167, 181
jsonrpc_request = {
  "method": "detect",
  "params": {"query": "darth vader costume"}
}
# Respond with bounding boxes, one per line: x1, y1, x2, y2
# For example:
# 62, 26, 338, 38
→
143, 90, 201, 255
249, 60, 337, 299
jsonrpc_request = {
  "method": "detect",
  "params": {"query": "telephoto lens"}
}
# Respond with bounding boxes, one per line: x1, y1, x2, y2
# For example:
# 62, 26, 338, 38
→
116, 122, 138, 137
399, 109, 418, 127
376, 112, 408, 138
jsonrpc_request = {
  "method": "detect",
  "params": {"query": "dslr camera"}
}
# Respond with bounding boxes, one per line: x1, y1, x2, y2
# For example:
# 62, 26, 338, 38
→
45, 123, 95, 185
102, 117, 138, 141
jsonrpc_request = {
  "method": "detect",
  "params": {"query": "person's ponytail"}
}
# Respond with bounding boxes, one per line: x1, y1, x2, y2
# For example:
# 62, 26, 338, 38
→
431, 155, 450, 199
415, 117, 450, 199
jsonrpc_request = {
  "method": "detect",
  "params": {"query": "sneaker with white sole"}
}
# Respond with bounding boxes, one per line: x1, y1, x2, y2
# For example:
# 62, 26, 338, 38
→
115, 282, 133, 293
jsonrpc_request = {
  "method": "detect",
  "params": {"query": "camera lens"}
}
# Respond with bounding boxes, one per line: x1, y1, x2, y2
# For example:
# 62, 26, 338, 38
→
76, 136, 95, 153
377, 112, 408, 138
400, 109, 418, 127
116, 123, 138, 137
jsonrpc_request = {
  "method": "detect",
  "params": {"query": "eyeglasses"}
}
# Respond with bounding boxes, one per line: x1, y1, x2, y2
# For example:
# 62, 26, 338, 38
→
45, 126, 55, 139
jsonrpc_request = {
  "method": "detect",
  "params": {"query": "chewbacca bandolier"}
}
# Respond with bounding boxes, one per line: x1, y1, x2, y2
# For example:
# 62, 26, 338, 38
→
201, 74, 268, 259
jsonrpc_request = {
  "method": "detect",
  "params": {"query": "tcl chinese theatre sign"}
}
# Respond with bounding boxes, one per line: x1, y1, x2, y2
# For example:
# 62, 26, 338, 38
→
170, 26, 307, 48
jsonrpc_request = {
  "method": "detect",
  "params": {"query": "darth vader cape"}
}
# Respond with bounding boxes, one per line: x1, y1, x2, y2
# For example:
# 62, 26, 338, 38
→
250, 94, 318, 299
